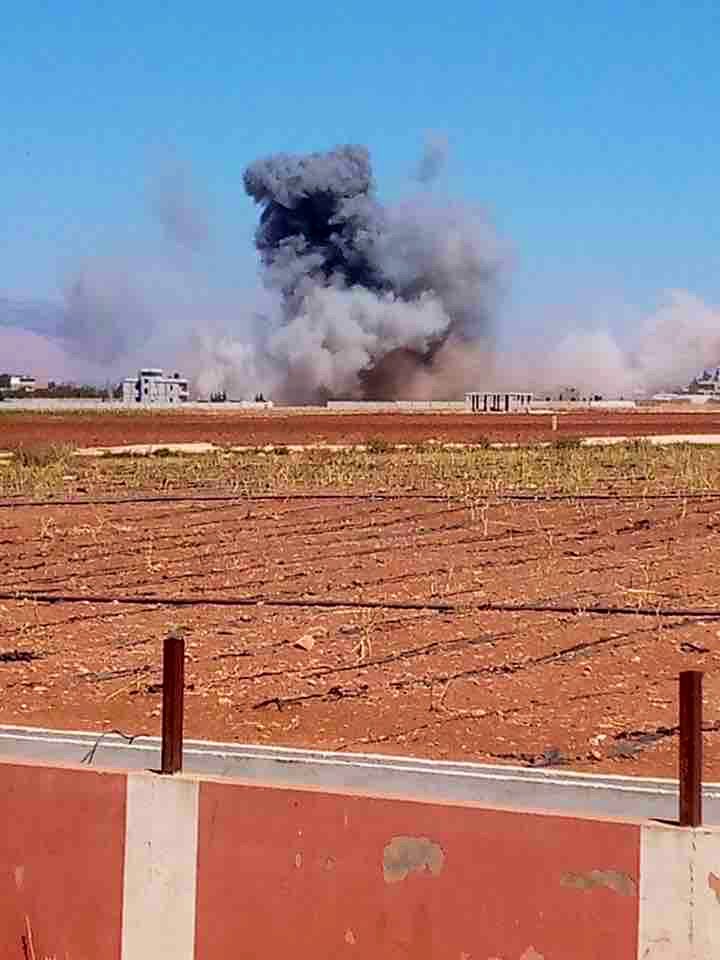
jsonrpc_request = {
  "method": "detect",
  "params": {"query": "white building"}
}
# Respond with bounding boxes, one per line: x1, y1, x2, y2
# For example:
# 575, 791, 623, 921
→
122, 368, 189, 405
465, 392, 533, 413
689, 369, 720, 395
0, 374, 38, 392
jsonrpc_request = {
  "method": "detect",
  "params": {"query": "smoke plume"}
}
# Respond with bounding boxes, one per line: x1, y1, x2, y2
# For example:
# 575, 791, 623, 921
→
241, 144, 505, 399
415, 133, 449, 184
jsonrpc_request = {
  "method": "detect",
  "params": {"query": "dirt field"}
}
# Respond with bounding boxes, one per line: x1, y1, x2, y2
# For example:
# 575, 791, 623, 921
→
2, 460, 720, 777
5, 407, 720, 448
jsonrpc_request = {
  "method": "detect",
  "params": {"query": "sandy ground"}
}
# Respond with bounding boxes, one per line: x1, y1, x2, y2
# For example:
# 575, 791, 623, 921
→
6, 408, 720, 448
1, 489, 719, 777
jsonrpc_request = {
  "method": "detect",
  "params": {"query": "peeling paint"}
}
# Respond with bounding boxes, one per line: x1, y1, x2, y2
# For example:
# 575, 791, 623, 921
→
383, 836, 445, 884
14, 865, 24, 890
708, 872, 720, 902
561, 868, 636, 896
345, 929, 356, 945
294, 852, 302, 868
519, 949, 544, 960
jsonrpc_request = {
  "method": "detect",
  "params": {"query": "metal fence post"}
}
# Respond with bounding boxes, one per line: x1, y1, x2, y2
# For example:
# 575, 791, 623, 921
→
161, 631, 185, 774
679, 670, 703, 827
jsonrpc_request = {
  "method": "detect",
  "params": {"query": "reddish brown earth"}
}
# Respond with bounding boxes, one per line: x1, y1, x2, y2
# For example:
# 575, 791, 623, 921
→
4, 409, 720, 448
1, 490, 719, 777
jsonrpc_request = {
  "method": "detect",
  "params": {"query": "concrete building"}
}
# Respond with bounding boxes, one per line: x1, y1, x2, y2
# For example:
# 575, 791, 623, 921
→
465, 391, 533, 413
0, 373, 38, 392
122, 368, 189, 405
689, 369, 720, 395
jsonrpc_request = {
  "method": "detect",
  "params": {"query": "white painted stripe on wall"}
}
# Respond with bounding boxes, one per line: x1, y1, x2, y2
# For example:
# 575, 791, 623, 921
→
122, 774, 199, 960
638, 822, 720, 959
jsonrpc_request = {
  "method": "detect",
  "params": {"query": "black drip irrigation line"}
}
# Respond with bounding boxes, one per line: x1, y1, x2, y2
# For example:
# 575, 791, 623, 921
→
2, 490, 720, 509
3, 589, 720, 620
1, 493, 448, 509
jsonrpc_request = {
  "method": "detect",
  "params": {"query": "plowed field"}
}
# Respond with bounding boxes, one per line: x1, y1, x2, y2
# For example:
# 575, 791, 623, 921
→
2, 484, 719, 777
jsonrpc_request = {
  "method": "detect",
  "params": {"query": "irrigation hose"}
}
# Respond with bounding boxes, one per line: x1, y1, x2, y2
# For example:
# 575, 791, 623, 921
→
2, 490, 720, 509
2, 590, 720, 620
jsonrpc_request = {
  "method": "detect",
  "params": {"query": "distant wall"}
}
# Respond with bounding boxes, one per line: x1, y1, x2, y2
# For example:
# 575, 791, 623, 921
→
530, 400, 637, 411
0, 398, 274, 412
647, 394, 720, 405
0, 757, 717, 959
326, 400, 466, 411
0, 398, 117, 410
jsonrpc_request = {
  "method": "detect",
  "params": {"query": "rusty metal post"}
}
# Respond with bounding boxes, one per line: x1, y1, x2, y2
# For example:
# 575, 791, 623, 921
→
679, 670, 703, 827
161, 632, 185, 774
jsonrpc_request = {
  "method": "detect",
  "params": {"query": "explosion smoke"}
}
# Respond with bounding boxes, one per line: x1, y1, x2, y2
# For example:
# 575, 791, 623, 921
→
241, 144, 504, 399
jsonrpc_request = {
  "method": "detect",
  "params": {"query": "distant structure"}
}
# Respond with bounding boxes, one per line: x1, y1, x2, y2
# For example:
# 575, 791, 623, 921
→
540, 386, 606, 402
122, 368, 189, 405
688, 369, 720, 395
0, 373, 38, 393
198, 389, 274, 407
465, 392, 533, 413
652, 368, 720, 403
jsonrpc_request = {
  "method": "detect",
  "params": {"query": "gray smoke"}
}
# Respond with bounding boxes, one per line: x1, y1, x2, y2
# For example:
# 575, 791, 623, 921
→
241, 143, 505, 399
61, 262, 153, 364
151, 165, 212, 254
415, 133, 449, 184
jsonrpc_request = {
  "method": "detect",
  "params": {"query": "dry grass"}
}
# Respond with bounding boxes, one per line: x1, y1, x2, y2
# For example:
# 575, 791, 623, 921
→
1, 441, 720, 499
10, 442, 74, 468
0, 443, 75, 497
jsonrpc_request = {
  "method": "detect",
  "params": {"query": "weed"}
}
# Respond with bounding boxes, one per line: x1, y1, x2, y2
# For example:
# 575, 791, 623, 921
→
3, 441, 720, 498
553, 437, 582, 451
12, 443, 72, 468
366, 437, 392, 454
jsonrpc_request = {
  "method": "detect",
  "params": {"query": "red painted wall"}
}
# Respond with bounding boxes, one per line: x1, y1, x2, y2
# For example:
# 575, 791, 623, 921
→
0, 762, 125, 960
196, 783, 640, 960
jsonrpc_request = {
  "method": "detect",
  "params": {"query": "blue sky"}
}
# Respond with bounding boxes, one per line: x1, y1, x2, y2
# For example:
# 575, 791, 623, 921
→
2, 0, 719, 334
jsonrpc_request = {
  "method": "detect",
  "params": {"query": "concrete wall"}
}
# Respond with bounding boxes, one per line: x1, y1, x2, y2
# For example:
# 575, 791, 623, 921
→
529, 400, 637, 411
8, 725, 720, 825
0, 762, 126, 959
0, 397, 118, 410
0, 755, 717, 959
0, 398, 274, 412
648, 394, 720, 405
326, 400, 466, 411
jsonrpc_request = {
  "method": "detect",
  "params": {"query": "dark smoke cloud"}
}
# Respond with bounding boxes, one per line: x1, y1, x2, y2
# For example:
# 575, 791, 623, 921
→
241, 143, 504, 399
243, 145, 382, 294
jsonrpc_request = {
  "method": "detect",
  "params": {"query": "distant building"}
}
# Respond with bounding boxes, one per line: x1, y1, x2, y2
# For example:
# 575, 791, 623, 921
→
465, 392, 533, 413
122, 368, 189, 405
688, 369, 720, 395
0, 374, 38, 393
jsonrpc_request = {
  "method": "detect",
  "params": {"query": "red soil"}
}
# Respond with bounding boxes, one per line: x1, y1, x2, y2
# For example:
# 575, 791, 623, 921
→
1, 490, 719, 778
3, 409, 720, 448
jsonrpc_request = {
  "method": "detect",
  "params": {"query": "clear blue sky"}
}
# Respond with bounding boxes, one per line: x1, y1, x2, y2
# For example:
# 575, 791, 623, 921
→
2, 0, 719, 333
